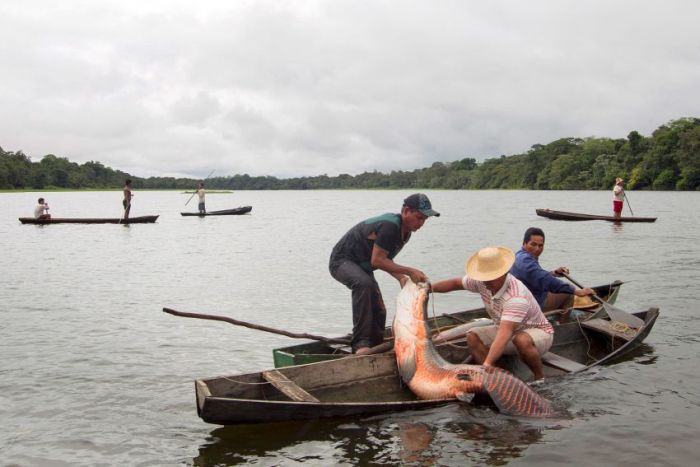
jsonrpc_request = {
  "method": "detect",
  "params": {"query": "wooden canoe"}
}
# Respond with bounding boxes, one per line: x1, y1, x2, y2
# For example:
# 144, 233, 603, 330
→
196, 305, 659, 425
273, 281, 624, 368
180, 206, 252, 216
19, 215, 159, 224
536, 208, 657, 223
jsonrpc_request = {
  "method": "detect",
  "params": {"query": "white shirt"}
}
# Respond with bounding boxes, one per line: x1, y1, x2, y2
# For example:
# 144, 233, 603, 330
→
197, 188, 205, 202
34, 203, 48, 218
461, 273, 553, 334
613, 184, 624, 201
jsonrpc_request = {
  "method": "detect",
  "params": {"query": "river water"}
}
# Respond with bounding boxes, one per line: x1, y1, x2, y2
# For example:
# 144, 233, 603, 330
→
1, 189, 698, 466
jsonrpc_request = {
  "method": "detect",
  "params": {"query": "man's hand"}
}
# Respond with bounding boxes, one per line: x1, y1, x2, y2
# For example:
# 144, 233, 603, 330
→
574, 287, 596, 297
407, 268, 428, 284
553, 266, 569, 277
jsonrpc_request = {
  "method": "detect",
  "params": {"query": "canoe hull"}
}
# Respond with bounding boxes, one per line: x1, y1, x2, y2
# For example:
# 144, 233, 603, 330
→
196, 355, 452, 426
197, 306, 658, 425
19, 215, 159, 224
536, 208, 656, 223
181, 206, 252, 216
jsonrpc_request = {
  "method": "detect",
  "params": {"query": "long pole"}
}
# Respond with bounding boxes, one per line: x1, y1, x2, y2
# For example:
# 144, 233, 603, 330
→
185, 169, 216, 206
623, 191, 634, 216
163, 307, 351, 344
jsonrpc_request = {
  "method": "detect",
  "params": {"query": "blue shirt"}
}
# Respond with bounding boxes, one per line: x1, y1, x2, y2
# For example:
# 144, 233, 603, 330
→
510, 248, 575, 308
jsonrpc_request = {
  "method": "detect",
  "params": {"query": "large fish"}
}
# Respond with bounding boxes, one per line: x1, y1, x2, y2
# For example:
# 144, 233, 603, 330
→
393, 280, 554, 417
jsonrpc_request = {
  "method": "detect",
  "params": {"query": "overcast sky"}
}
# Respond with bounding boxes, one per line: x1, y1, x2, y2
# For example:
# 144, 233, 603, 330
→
1, 1, 699, 179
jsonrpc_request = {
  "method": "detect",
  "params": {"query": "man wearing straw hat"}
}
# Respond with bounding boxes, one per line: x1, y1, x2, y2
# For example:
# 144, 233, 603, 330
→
431, 246, 553, 380
613, 177, 625, 219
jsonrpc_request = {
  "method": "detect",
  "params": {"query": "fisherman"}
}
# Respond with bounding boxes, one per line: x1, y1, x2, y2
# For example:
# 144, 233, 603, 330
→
329, 193, 439, 355
613, 177, 625, 219
34, 197, 51, 219
510, 227, 595, 311
196, 181, 206, 214
123, 179, 133, 219
431, 246, 553, 380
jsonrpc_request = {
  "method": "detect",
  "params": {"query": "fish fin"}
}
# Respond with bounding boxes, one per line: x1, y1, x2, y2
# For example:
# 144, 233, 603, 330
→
482, 370, 554, 418
456, 392, 475, 403
395, 340, 418, 383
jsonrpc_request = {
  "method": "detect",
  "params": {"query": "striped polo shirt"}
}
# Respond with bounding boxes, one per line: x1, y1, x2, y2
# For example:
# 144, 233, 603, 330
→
462, 273, 553, 334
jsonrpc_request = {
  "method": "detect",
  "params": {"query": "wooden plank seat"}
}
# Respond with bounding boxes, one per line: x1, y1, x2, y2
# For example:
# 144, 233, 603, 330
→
262, 370, 320, 403
542, 352, 587, 373
580, 318, 636, 342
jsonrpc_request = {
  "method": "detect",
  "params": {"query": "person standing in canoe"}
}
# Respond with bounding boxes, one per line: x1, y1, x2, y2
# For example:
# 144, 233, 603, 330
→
510, 227, 595, 311
123, 179, 133, 219
613, 177, 625, 219
431, 246, 554, 381
196, 182, 206, 214
329, 193, 440, 355
34, 197, 51, 220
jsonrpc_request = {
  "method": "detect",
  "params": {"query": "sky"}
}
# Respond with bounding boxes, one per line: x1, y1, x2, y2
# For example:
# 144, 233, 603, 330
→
1, 0, 699, 179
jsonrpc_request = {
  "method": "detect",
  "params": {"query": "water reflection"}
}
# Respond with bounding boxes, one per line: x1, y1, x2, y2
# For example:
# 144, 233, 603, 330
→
192, 403, 554, 465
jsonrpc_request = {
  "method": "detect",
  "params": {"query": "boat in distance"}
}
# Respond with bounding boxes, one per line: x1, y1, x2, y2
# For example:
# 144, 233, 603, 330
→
180, 206, 252, 216
195, 302, 659, 425
273, 281, 623, 368
19, 215, 159, 224
536, 208, 656, 223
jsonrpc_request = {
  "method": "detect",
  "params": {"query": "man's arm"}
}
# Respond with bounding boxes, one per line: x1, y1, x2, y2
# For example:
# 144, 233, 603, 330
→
523, 257, 574, 295
371, 244, 427, 284
482, 320, 518, 367
430, 277, 464, 293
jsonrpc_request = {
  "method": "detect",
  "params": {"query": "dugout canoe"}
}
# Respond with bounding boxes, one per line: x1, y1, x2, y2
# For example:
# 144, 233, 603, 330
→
273, 281, 624, 368
19, 215, 159, 224
180, 206, 252, 216
536, 208, 657, 223
195, 304, 659, 425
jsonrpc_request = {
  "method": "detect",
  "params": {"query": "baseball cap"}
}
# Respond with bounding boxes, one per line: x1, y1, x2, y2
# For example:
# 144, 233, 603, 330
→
403, 193, 440, 217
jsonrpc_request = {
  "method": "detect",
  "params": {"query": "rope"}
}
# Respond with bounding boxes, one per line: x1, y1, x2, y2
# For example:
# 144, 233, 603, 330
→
427, 291, 471, 350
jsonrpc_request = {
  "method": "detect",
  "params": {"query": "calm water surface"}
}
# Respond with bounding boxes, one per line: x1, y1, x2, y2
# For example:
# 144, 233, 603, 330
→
1, 190, 698, 466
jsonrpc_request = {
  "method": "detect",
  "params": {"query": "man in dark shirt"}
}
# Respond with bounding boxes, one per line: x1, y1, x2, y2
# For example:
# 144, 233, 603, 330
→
510, 227, 594, 311
329, 193, 440, 354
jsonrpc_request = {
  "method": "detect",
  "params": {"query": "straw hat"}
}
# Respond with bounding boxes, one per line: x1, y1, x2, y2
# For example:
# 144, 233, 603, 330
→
465, 246, 515, 281
615, 177, 624, 184
573, 294, 597, 309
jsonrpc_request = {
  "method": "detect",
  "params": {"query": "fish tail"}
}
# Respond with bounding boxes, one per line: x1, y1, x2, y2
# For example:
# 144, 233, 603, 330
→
482, 369, 554, 417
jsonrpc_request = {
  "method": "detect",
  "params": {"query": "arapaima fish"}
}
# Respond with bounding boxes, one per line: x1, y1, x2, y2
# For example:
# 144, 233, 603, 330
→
393, 281, 554, 417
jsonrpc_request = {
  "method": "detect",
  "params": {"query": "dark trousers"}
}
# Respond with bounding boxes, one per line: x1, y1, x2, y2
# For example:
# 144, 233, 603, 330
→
329, 259, 387, 351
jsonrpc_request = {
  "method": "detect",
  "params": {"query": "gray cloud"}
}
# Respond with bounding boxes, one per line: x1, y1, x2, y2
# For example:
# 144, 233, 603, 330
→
1, 0, 699, 178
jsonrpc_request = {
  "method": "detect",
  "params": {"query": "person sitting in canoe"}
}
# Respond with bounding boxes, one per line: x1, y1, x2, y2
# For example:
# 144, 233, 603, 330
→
510, 227, 595, 312
34, 197, 51, 219
329, 193, 440, 355
431, 246, 553, 381
613, 177, 625, 219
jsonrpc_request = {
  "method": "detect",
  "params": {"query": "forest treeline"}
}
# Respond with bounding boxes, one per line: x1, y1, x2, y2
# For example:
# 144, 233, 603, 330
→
2, 117, 699, 191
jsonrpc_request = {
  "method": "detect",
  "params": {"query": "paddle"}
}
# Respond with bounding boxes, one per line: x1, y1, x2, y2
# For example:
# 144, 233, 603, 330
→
623, 190, 635, 216
163, 307, 351, 344
185, 169, 216, 206
560, 273, 644, 328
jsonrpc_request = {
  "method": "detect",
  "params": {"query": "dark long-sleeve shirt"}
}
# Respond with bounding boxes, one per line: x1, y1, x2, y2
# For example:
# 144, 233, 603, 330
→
510, 248, 574, 308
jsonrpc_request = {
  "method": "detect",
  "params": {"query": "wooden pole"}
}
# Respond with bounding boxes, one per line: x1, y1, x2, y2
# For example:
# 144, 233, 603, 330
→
163, 307, 351, 344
